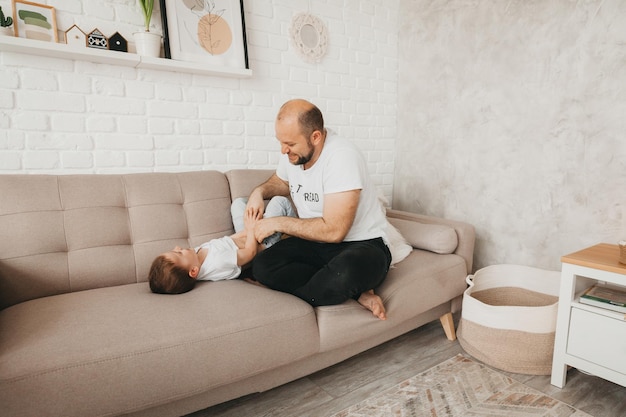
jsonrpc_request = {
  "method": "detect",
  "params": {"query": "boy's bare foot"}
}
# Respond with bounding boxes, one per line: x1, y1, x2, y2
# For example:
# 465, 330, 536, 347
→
244, 278, 268, 288
358, 290, 386, 320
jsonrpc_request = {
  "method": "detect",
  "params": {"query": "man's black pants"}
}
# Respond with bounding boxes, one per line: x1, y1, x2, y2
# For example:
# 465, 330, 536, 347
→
252, 237, 392, 306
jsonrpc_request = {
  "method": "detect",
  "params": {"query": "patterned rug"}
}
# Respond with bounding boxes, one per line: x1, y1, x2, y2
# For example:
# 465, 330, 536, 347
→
331, 354, 592, 417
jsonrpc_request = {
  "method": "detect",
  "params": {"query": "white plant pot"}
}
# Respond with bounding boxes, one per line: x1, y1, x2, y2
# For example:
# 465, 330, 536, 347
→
133, 31, 162, 57
0, 26, 13, 37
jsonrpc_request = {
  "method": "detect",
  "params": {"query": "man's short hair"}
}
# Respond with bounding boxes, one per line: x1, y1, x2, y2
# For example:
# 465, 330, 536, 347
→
299, 104, 324, 138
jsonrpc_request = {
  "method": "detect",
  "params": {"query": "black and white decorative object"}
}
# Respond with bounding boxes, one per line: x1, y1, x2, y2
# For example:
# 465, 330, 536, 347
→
87, 28, 108, 50
108, 32, 128, 52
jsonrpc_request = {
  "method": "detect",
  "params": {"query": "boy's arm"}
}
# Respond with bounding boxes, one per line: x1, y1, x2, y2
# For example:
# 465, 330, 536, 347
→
236, 212, 261, 266
236, 230, 259, 266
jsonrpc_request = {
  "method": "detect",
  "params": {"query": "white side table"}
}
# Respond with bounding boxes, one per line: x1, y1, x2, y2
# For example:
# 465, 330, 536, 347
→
551, 243, 626, 388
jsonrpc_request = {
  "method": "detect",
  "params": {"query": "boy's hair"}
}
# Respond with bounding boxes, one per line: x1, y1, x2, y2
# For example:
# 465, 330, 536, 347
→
148, 254, 196, 294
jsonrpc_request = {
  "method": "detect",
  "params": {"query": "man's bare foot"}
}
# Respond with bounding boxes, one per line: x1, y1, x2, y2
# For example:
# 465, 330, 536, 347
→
358, 290, 386, 320
244, 277, 268, 288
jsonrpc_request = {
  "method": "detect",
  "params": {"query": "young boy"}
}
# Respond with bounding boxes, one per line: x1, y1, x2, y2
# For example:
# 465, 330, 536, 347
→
149, 196, 296, 294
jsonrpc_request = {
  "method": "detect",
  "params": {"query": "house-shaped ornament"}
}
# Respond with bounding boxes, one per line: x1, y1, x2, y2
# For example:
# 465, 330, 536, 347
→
108, 32, 128, 53
87, 29, 108, 50
65, 25, 87, 47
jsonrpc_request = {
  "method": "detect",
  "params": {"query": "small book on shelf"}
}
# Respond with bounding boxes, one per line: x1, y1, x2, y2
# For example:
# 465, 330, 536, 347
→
579, 283, 626, 314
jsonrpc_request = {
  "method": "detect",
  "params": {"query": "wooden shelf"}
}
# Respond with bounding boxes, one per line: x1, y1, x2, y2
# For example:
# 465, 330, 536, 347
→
562, 243, 626, 276
0, 35, 252, 78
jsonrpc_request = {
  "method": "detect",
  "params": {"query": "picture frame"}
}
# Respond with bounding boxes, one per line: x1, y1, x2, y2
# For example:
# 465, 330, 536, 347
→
11, 0, 58, 42
159, 0, 171, 59
161, 0, 248, 70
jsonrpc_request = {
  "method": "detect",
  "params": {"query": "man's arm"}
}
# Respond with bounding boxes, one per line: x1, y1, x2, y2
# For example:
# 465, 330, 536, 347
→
254, 189, 360, 243
246, 173, 290, 219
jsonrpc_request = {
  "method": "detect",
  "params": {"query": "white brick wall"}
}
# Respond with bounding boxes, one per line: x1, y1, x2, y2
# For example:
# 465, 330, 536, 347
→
0, 0, 398, 197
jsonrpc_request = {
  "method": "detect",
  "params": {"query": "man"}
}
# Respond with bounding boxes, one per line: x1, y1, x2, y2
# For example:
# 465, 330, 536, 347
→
245, 99, 391, 320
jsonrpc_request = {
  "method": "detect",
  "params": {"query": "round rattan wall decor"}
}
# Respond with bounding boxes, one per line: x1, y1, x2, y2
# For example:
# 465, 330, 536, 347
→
289, 12, 328, 64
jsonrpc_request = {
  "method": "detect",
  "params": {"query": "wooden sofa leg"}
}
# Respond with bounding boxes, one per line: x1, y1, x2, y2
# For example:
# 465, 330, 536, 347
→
439, 312, 456, 341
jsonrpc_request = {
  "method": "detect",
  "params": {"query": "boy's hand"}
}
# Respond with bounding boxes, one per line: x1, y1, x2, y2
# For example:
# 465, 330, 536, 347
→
243, 211, 257, 231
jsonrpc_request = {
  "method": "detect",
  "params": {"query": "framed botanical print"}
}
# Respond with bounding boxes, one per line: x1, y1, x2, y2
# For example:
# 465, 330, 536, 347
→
160, 0, 248, 70
12, 0, 58, 42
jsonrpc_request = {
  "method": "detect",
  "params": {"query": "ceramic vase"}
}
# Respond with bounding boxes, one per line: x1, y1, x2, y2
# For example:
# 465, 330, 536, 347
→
133, 31, 162, 57
0, 26, 13, 37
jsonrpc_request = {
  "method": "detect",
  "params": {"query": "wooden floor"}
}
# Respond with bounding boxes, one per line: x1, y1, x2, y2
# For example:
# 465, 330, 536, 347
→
190, 316, 626, 417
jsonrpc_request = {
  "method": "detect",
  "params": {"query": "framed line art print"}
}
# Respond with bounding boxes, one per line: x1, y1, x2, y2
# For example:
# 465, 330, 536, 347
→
12, 0, 58, 42
161, 0, 248, 70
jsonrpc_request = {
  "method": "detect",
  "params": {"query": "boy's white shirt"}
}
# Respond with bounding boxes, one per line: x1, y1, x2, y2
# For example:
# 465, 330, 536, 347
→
194, 236, 241, 281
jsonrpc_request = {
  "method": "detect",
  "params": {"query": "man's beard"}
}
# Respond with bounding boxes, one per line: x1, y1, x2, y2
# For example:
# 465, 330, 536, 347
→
293, 151, 313, 165
292, 141, 314, 165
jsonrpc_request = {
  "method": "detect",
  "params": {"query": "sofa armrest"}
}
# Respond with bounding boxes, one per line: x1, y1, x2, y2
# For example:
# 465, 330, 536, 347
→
386, 208, 476, 274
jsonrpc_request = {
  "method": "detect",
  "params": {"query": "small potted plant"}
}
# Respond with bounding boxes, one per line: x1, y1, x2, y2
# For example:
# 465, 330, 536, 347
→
133, 0, 162, 57
0, 5, 14, 36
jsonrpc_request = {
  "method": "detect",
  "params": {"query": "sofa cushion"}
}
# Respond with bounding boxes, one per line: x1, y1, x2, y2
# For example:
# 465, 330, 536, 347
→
0, 280, 319, 417
385, 220, 413, 265
388, 217, 458, 254
315, 250, 467, 352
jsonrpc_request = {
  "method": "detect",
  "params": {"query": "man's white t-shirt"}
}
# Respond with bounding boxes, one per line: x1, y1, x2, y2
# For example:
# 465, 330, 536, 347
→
195, 236, 240, 281
276, 132, 387, 242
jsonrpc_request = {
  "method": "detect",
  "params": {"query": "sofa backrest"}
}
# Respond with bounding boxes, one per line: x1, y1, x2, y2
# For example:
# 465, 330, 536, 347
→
0, 171, 237, 310
226, 169, 273, 199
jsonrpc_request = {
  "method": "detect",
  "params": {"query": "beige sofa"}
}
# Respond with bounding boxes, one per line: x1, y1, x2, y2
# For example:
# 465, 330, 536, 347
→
0, 169, 475, 417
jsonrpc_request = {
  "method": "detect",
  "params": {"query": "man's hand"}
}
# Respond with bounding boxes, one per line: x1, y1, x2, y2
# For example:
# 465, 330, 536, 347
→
253, 216, 281, 243
245, 173, 290, 220
245, 190, 265, 221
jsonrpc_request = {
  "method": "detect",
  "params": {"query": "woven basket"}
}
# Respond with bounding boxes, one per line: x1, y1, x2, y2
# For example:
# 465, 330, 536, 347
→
457, 264, 560, 375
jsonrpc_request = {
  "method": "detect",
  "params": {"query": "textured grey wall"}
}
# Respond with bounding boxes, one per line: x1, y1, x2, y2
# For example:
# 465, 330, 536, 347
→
394, 0, 626, 271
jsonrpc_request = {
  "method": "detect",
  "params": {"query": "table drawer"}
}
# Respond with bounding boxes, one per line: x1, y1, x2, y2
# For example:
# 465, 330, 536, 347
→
567, 307, 626, 375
